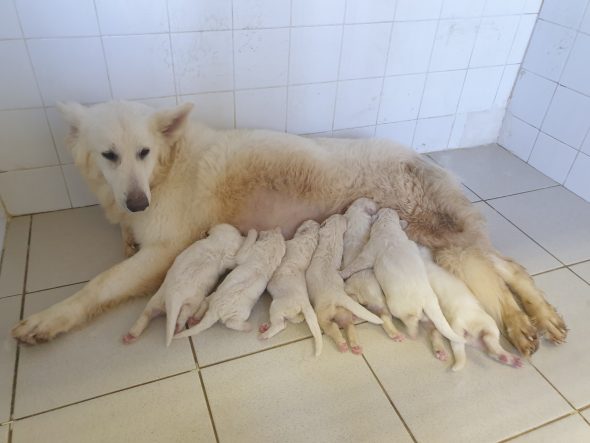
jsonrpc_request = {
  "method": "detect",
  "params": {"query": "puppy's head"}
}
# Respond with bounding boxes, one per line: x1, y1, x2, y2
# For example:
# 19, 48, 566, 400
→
295, 219, 319, 236
348, 198, 379, 216
58, 101, 193, 214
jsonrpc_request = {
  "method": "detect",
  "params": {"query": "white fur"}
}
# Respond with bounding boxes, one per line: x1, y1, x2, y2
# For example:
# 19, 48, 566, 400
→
420, 247, 523, 371
340, 208, 463, 343
259, 220, 323, 356
174, 228, 286, 338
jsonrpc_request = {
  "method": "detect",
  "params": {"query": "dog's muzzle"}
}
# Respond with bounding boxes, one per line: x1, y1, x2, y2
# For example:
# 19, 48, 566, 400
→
126, 191, 149, 212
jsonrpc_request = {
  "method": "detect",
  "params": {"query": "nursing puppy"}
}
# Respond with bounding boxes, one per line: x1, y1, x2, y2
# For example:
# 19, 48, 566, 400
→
340, 208, 463, 344
259, 220, 323, 356
175, 228, 286, 338
306, 214, 383, 354
420, 247, 523, 371
342, 198, 404, 342
123, 224, 250, 346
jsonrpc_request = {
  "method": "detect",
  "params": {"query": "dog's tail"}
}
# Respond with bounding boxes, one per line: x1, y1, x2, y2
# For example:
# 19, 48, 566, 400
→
302, 303, 323, 357
338, 293, 383, 324
450, 340, 466, 371
173, 308, 218, 339
423, 295, 464, 343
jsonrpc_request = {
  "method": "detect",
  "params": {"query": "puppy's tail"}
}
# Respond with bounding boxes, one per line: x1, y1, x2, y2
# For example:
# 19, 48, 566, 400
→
450, 340, 466, 371
338, 293, 383, 325
165, 290, 183, 347
173, 308, 218, 339
423, 295, 464, 343
302, 303, 323, 357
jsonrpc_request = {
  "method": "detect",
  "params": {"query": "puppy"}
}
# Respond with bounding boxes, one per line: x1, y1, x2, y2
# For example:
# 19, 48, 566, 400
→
259, 220, 323, 356
306, 214, 383, 354
123, 224, 250, 345
175, 228, 286, 338
420, 246, 523, 370
342, 198, 404, 341
340, 208, 463, 344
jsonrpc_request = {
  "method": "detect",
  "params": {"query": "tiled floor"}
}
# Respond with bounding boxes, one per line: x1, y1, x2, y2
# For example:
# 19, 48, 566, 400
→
1, 144, 590, 442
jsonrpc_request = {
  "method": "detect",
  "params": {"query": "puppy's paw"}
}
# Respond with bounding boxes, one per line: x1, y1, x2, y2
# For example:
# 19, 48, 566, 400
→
498, 353, 523, 368
338, 342, 349, 353
435, 350, 448, 361
350, 345, 363, 355
390, 333, 405, 342
259, 323, 270, 333
186, 316, 201, 328
122, 333, 137, 344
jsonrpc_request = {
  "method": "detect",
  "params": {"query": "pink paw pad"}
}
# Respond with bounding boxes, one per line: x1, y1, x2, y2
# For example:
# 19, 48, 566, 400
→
512, 357, 523, 368
392, 334, 405, 342
499, 354, 509, 364
259, 323, 270, 333
351, 345, 363, 355
435, 350, 448, 361
338, 343, 349, 353
187, 317, 200, 328
122, 333, 136, 344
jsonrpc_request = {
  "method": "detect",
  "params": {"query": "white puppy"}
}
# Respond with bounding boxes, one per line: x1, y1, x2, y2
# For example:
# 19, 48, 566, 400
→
340, 208, 463, 344
342, 198, 404, 341
175, 228, 286, 338
123, 224, 251, 345
420, 246, 523, 370
306, 214, 383, 354
259, 220, 323, 356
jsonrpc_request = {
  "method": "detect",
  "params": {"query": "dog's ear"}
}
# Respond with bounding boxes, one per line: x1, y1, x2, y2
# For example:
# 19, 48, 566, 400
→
57, 102, 87, 139
151, 103, 194, 143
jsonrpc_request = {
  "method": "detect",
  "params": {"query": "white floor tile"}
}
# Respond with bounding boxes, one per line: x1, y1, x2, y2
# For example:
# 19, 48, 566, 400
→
0, 425, 7, 442
0, 296, 19, 423
202, 338, 413, 443
570, 261, 590, 284
509, 414, 590, 443
430, 144, 556, 199
474, 202, 561, 275
359, 323, 572, 443
531, 269, 590, 409
461, 184, 480, 202
489, 187, 590, 265
12, 372, 215, 443
14, 283, 195, 417
27, 206, 124, 292
0, 217, 30, 298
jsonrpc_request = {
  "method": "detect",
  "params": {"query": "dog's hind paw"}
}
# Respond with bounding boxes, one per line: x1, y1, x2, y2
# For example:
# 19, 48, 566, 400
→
12, 305, 77, 345
505, 312, 539, 357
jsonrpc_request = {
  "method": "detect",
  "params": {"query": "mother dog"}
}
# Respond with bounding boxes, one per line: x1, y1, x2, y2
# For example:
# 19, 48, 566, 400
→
12, 101, 566, 356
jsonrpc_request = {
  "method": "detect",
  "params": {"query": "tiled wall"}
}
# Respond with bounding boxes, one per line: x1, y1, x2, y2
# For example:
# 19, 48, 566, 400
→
500, 0, 590, 202
0, 0, 541, 215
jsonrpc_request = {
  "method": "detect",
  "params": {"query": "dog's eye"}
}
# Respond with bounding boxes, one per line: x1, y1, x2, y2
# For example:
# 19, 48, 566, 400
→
101, 150, 118, 162
138, 148, 150, 160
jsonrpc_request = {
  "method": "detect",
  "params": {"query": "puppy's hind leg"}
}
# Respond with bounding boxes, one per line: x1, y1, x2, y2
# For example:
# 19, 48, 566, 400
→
450, 341, 466, 371
381, 314, 405, 342
344, 323, 362, 355
259, 305, 287, 339
481, 330, 523, 368
402, 315, 420, 339
123, 290, 165, 344
425, 321, 448, 361
318, 312, 348, 352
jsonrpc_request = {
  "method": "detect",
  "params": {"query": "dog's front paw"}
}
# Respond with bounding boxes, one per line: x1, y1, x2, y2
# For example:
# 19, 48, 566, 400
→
12, 306, 76, 344
533, 303, 568, 345
505, 312, 538, 357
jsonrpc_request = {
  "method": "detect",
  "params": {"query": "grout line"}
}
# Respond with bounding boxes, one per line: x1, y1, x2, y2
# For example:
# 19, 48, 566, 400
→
91, 0, 114, 100
189, 337, 200, 368
530, 362, 579, 410
329, 0, 347, 134
164, 0, 180, 104
197, 370, 220, 443
283, 0, 293, 133
373, 2, 398, 130
483, 183, 561, 201
498, 411, 578, 443
361, 355, 417, 443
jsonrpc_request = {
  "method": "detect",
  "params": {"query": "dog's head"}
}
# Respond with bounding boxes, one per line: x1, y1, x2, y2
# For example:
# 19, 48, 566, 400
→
58, 101, 193, 213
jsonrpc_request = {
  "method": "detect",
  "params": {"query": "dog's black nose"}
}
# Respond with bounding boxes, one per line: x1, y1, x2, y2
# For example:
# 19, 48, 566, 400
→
126, 192, 149, 212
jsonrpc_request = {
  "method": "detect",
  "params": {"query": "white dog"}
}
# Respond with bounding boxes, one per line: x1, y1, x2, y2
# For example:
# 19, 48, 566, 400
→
340, 208, 463, 344
342, 198, 404, 342
306, 214, 383, 354
175, 228, 286, 338
259, 220, 323, 356
123, 224, 251, 345
420, 247, 523, 370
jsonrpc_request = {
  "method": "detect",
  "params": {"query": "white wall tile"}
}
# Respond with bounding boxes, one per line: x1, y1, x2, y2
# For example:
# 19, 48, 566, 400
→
483, 0, 525, 16
103, 35, 174, 100
180, 92, 234, 129
289, 26, 342, 84
386, 21, 437, 75
542, 86, 590, 148
0, 40, 42, 110
419, 70, 465, 118
522, 20, 576, 81
287, 83, 337, 134
523, 0, 543, 14
61, 164, 98, 207
561, 33, 590, 97
508, 14, 537, 64
449, 108, 504, 148
235, 87, 287, 131
339, 23, 391, 80
581, 5, 590, 34
430, 19, 479, 71
440, 0, 485, 19
471, 16, 520, 67
395, 0, 443, 21
529, 133, 578, 182
458, 66, 504, 113
95, 0, 168, 35
378, 74, 426, 123
539, 0, 587, 29
375, 120, 416, 146
345, 0, 396, 23
135, 96, 178, 109
0, 166, 70, 215
291, 0, 345, 25
0, 0, 22, 39
332, 126, 375, 138
333, 78, 382, 129
234, 29, 289, 89
509, 70, 557, 128
495, 64, 520, 106
0, 109, 57, 170
583, 132, 590, 155
413, 115, 454, 152
233, 0, 290, 29
16, 0, 99, 37
172, 31, 233, 95
27, 38, 111, 105
499, 113, 539, 160
168, 0, 232, 32
565, 153, 590, 202
45, 107, 72, 164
